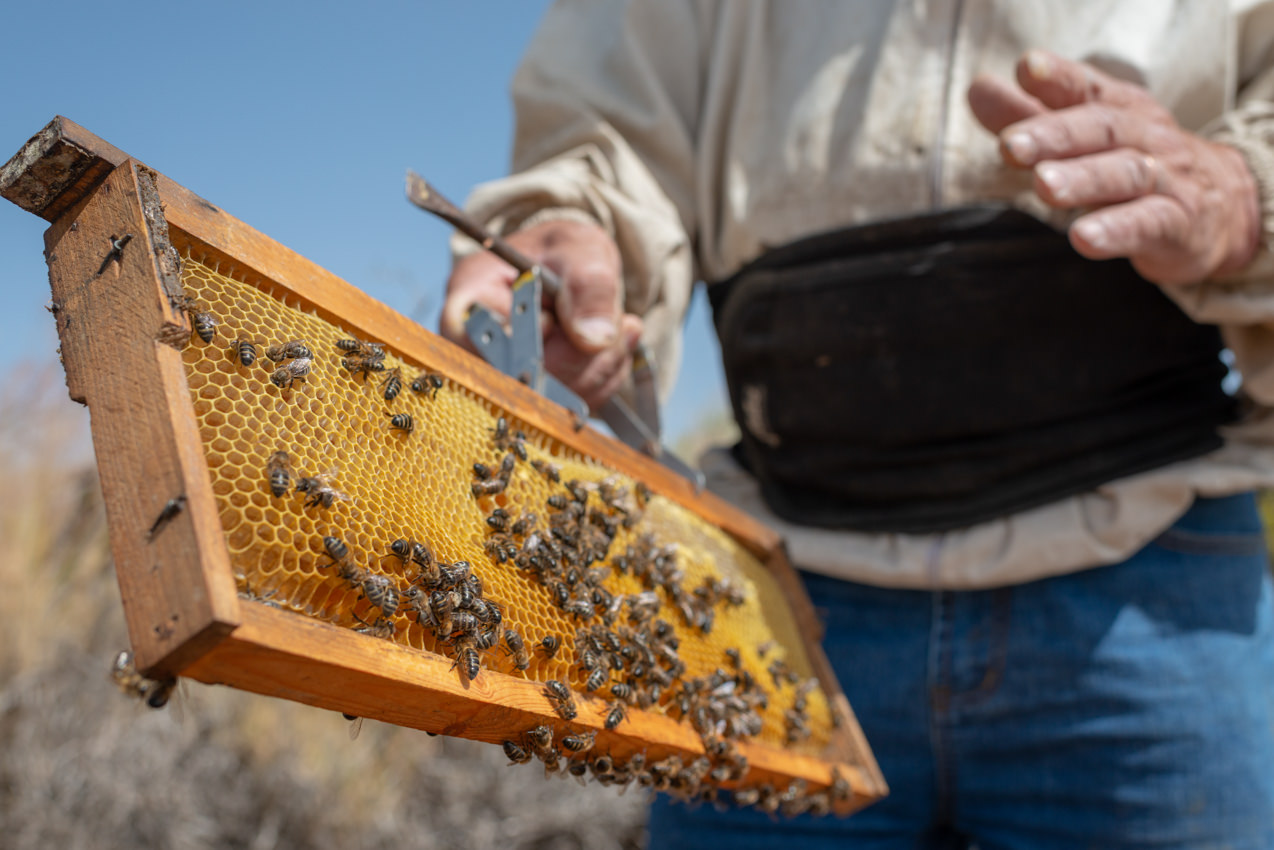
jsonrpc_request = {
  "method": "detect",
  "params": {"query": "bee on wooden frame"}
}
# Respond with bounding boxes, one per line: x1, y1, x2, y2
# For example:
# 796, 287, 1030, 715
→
110, 649, 178, 709
543, 679, 577, 720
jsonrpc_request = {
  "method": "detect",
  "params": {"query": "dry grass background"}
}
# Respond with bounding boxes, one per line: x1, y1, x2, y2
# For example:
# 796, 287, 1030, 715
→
0, 365, 649, 850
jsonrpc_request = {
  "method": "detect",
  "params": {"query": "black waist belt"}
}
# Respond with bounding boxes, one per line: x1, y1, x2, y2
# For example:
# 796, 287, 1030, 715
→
709, 205, 1236, 534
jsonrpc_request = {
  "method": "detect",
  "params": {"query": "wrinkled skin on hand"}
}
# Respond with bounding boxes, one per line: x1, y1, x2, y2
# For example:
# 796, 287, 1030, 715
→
442, 219, 643, 412
968, 49, 1260, 286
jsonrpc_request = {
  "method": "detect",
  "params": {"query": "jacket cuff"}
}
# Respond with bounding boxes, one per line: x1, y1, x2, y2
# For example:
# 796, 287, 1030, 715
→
1207, 103, 1274, 282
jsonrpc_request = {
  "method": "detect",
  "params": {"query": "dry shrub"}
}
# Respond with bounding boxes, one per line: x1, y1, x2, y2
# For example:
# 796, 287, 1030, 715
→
0, 362, 648, 850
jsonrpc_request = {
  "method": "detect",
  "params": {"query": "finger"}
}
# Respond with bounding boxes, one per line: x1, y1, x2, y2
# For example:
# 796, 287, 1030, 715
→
1001, 101, 1156, 167
967, 72, 1047, 135
544, 314, 644, 411
1015, 49, 1151, 111
1033, 149, 1160, 208
440, 252, 517, 348
547, 242, 624, 354
1068, 195, 1194, 281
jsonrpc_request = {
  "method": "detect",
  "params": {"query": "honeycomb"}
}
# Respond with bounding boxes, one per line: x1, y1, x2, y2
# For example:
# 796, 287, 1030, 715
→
177, 246, 833, 755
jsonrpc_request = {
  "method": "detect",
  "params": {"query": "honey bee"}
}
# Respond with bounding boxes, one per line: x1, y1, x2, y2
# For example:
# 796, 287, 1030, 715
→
380, 367, 403, 402
830, 767, 852, 803
335, 337, 385, 357
269, 357, 312, 389
560, 731, 596, 753
567, 759, 589, 784
503, 739, 532, 765
360, 574, 401, 619
265, 339, 313, 361
410, 371, 444, 398
354, 613, 396, 639
390, 537, 434, 571
266, 450, 292, 497
530, 458, 561, 483
186, 309, 216, 343
588, 752, 614, 778
803, 792, 832, 818
756, 640, 777, 659
564, 599, 596, 621
387, 413, 414, 434
584, 667, 608, 692
471, 477, 507, 498
525, 723, 554, 758
341, 713, 365, 741
321, 536, 363, 583
110, 650, 177, 709
541, 748, 562, 778
767, 658, 793, 688
342, 353, 386, 381
491, 416, 509, 445
501, 629, 531, 671
438, 560, 473, 589
483, 535, 518, 564
295, 471, 348, 509
605, 701, 627, 730
510, 512, 538, 537
453, 640, 481, 682
486, 507, 510, 532
537, 635, 561, 659
232, 338, 258, 366
543, 679, 577, 720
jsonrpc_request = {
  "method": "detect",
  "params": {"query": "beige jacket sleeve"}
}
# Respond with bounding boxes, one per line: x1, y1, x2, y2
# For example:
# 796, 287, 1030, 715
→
459, 0, 709, 399
1164, 3, 1274, 404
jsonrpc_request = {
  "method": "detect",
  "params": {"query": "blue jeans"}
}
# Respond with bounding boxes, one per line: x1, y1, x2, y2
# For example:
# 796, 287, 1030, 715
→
647, 493, 1274, 848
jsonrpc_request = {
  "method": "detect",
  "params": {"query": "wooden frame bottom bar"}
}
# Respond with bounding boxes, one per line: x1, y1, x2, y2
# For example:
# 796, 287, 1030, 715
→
184, 601, 880, 817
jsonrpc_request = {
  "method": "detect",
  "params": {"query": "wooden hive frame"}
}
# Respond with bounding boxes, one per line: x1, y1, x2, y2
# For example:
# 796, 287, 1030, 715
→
1, 116, 887, 816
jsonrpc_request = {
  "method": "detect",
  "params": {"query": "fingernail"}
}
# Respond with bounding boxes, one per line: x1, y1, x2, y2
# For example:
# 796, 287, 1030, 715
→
573, 316, 616, 346
1025, 49, 1053, 80
1037, 163, 1069, 201
1004, 132, 1038, 164
1074, 219, 1108, 251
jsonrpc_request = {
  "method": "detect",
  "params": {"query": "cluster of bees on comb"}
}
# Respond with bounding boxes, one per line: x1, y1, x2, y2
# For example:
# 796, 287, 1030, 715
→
139, 279, 845, 816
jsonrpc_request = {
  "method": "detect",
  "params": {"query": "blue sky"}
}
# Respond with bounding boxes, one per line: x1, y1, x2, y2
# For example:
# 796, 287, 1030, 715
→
0, 1, 730, 448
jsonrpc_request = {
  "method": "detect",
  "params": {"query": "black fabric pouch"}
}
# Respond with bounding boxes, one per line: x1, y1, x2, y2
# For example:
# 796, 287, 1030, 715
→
709, 205, 1236, 533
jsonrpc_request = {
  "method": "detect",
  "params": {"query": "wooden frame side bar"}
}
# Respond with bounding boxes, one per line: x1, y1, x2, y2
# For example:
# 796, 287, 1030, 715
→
42, 159, 240, 674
